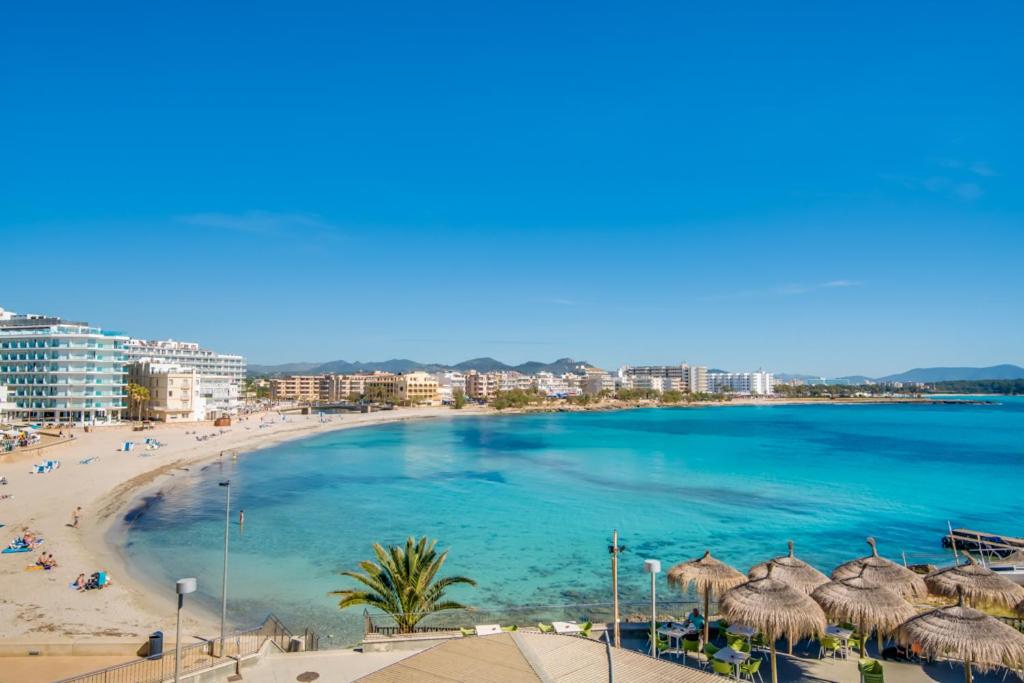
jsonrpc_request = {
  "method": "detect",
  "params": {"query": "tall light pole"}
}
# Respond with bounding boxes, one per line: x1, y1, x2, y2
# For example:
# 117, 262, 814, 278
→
643, 559, 661, 658
608, 531, 626, 648
174, 577, 197, 683
218, 480, 230, 656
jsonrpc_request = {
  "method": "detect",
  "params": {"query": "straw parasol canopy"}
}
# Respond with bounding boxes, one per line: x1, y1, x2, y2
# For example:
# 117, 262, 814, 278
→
720, 564, 827, 683
667, 550, 746, 645
898, 590, 1024, 683
811, 568, 917, 657
925, 556, 1024, 609
832, 537, 927, 599
749, 540, 829, 594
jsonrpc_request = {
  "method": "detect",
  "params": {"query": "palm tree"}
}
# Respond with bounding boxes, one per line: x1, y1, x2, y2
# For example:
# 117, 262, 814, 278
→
333, 536, 476, 633
125, 383, 150, 422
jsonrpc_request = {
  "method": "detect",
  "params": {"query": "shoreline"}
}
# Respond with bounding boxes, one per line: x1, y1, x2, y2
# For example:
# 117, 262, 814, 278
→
0, 406, 486, 645
0, 396, 992, 648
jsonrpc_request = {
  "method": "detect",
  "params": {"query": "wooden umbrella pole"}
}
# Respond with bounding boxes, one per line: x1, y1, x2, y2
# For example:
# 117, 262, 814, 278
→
964, 657, 972, 683
703, 590, 710, 646
876, 630, 883, 657
770, 637, 778, 683
860, 620, 867, 658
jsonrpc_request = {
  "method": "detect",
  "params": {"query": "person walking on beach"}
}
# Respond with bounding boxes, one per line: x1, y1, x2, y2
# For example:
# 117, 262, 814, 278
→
71, 506, 82, 528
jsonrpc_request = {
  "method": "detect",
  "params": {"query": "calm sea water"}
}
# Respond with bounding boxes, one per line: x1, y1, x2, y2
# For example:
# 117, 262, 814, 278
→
121, 399, 1024, 645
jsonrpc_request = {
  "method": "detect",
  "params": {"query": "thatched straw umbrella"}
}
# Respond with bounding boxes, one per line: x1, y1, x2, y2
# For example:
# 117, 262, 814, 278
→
811, 567, 917, 657
832, 537, 927, 600
926, 556, 1024, 609
898, 589, 1024, 683
749, 540, 829, 654
667, 550, 746, 645
720, 564, 827, 683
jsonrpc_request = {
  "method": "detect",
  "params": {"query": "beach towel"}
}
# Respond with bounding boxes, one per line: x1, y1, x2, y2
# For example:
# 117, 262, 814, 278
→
80, 457, 97, 465
3, 547, 31, 554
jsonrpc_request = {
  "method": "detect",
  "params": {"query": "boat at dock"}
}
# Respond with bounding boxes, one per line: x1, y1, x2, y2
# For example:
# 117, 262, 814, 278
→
940, 526, 1024, 585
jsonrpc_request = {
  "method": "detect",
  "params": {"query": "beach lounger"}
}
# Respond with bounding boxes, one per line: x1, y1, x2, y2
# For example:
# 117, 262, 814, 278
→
79, 457, 98, 465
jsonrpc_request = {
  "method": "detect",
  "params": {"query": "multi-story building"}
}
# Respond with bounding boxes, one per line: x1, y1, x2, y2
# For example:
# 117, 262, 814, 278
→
0, 383, 12, 422
533, 371, 572, 397
269, 375, 324, 401
128, 360, 204, 422
396, 371, 441, 406
620, 364, 708, 393
363, 373, 400, 401
124, 339, 244, 414
464, 370, 499, 401
580, 367, 615, 395
707, 371, 775, 395
433, 371, 466, 404
0, 312, 128, 423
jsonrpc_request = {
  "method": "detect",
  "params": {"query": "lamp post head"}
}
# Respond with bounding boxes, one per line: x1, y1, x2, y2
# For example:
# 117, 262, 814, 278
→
176, 577, 197, 595
643, 559, 661, 574
219, 481, 230, 488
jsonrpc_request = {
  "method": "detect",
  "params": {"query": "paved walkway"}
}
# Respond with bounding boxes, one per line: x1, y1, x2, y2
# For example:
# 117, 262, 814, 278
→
240, 649, 418, 683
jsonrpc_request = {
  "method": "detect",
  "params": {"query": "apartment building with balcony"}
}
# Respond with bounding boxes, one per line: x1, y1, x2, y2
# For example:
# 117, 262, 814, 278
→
124, 339, 244, 415
269, 375, 325, 401
464, 370, 499, 401
619, 364, 709, 393
128, 360, 204, 422
0, 312, 127, 423
706, 370, 775, 395
395, 371, 441, 406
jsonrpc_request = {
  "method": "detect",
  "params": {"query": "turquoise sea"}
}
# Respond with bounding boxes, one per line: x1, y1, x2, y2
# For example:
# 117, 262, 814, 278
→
121, 399, 1024, 646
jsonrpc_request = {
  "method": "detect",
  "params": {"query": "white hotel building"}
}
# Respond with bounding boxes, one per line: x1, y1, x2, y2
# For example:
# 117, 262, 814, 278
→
124, 339, 246, 416
0, 311, 128, 423
706, 371, 775, 396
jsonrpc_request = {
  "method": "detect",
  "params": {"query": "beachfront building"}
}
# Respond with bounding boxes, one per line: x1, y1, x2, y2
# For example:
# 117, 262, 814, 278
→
323, 373, 375, 401
269, 375, 324, 401
620, 364, 708, 393
395, 371, 441, 406
124, 339, 244, 415
0, 312, 128, 423
464, 370, 499, 401
533, 371, 572, 397
433, 371, 466, 404
128, 360, 204, 422
580, 366, 616, 395
0, 384, 11, 423
707, 370, 775, 395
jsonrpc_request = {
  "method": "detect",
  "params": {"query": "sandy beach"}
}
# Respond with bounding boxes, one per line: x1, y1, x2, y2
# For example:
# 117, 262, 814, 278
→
0, 406, 484, 646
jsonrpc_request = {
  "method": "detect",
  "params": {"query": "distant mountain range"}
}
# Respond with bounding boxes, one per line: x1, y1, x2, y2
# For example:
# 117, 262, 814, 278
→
248, 357, 591, 377
249, 359, 1024, 384
876, 364, 1024, 383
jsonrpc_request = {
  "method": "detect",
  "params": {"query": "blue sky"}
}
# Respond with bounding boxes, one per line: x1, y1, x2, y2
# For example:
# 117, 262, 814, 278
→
2, 2, 1022, 376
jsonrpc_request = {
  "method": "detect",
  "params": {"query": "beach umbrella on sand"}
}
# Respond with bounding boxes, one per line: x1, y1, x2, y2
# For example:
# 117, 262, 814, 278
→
721, 563, 827, 683
749, 541, 829, 653
811, 567, 918, 657
898, 589, 1024, 683
832, 537, 927, 600
668, 550, 746, 645
926, 556, 1024, 609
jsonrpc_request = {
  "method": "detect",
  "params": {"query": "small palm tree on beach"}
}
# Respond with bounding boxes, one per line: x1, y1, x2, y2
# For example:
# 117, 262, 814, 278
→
333, 536, 476, 633
126, 383, 151, 422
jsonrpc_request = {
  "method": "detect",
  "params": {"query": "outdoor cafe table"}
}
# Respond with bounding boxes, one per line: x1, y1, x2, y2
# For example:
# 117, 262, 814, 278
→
475, 624, 503, 636
657, 625, 695, 652
726, 624, 757, 641
825, 625, 853, 658
713, 646, 749, 680
552, 621, 582, 635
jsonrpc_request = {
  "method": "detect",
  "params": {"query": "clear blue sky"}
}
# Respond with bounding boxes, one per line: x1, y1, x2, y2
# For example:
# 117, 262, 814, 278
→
2, 2, 1022, 376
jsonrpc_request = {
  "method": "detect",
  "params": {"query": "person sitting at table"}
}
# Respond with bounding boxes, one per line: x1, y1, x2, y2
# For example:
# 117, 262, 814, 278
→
685, 607, 705, 633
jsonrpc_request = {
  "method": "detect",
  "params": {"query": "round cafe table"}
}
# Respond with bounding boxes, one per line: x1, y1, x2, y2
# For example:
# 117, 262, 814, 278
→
713, 646, 749, 680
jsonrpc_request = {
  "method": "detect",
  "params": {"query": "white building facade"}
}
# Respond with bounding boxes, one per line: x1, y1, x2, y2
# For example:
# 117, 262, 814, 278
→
706, 371, 775, 396
0, 314, 128, 423
124, 339, 245, 415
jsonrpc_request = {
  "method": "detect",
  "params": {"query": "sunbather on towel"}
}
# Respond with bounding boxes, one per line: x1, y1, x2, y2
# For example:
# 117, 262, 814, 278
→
74, 573, 87, 591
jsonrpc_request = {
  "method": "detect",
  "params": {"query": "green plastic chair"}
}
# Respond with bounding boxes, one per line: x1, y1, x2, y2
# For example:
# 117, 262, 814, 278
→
501, 624, 518, 632
859, 658, 885, 683
711, 659, 734, 677
537, 622, 554, 634
682, 638, 701, 663
716, 619, 730, 643
751, 632, 769, 653
578, 621, 592, 638
820, 634, 842, 660
704, 642, 720, 659
730, 638, 751, 654
740, 657, 764, 683
459, 627, 475, 637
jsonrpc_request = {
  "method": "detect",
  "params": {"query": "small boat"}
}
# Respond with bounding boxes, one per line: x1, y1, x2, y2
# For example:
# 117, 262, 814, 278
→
941, 524, 1024, 585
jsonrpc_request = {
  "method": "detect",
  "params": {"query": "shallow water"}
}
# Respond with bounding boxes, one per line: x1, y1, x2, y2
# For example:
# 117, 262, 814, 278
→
122, 399, 1024, 645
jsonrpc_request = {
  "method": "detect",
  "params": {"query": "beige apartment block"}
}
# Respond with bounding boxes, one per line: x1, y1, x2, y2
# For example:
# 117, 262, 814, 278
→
269, 375, 325, 401
128, 360, 204, 422
396, 371, 441, 406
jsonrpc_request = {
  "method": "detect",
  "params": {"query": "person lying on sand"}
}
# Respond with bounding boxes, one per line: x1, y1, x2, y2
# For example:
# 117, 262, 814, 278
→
74, 573, 87, 591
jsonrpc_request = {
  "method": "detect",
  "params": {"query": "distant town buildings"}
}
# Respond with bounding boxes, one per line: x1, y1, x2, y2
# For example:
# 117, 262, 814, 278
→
706, 370, 775, 396
618, 364, 709, 393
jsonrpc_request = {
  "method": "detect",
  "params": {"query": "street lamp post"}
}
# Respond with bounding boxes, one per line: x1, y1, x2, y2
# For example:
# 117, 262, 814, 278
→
218, 480, 230, 656
174, 577, 197, 683
643, 559, 661, 658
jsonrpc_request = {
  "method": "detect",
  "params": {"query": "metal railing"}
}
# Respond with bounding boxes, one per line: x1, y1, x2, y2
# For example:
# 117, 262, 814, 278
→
362, 599, 702, 638
54, 614, 317, 683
